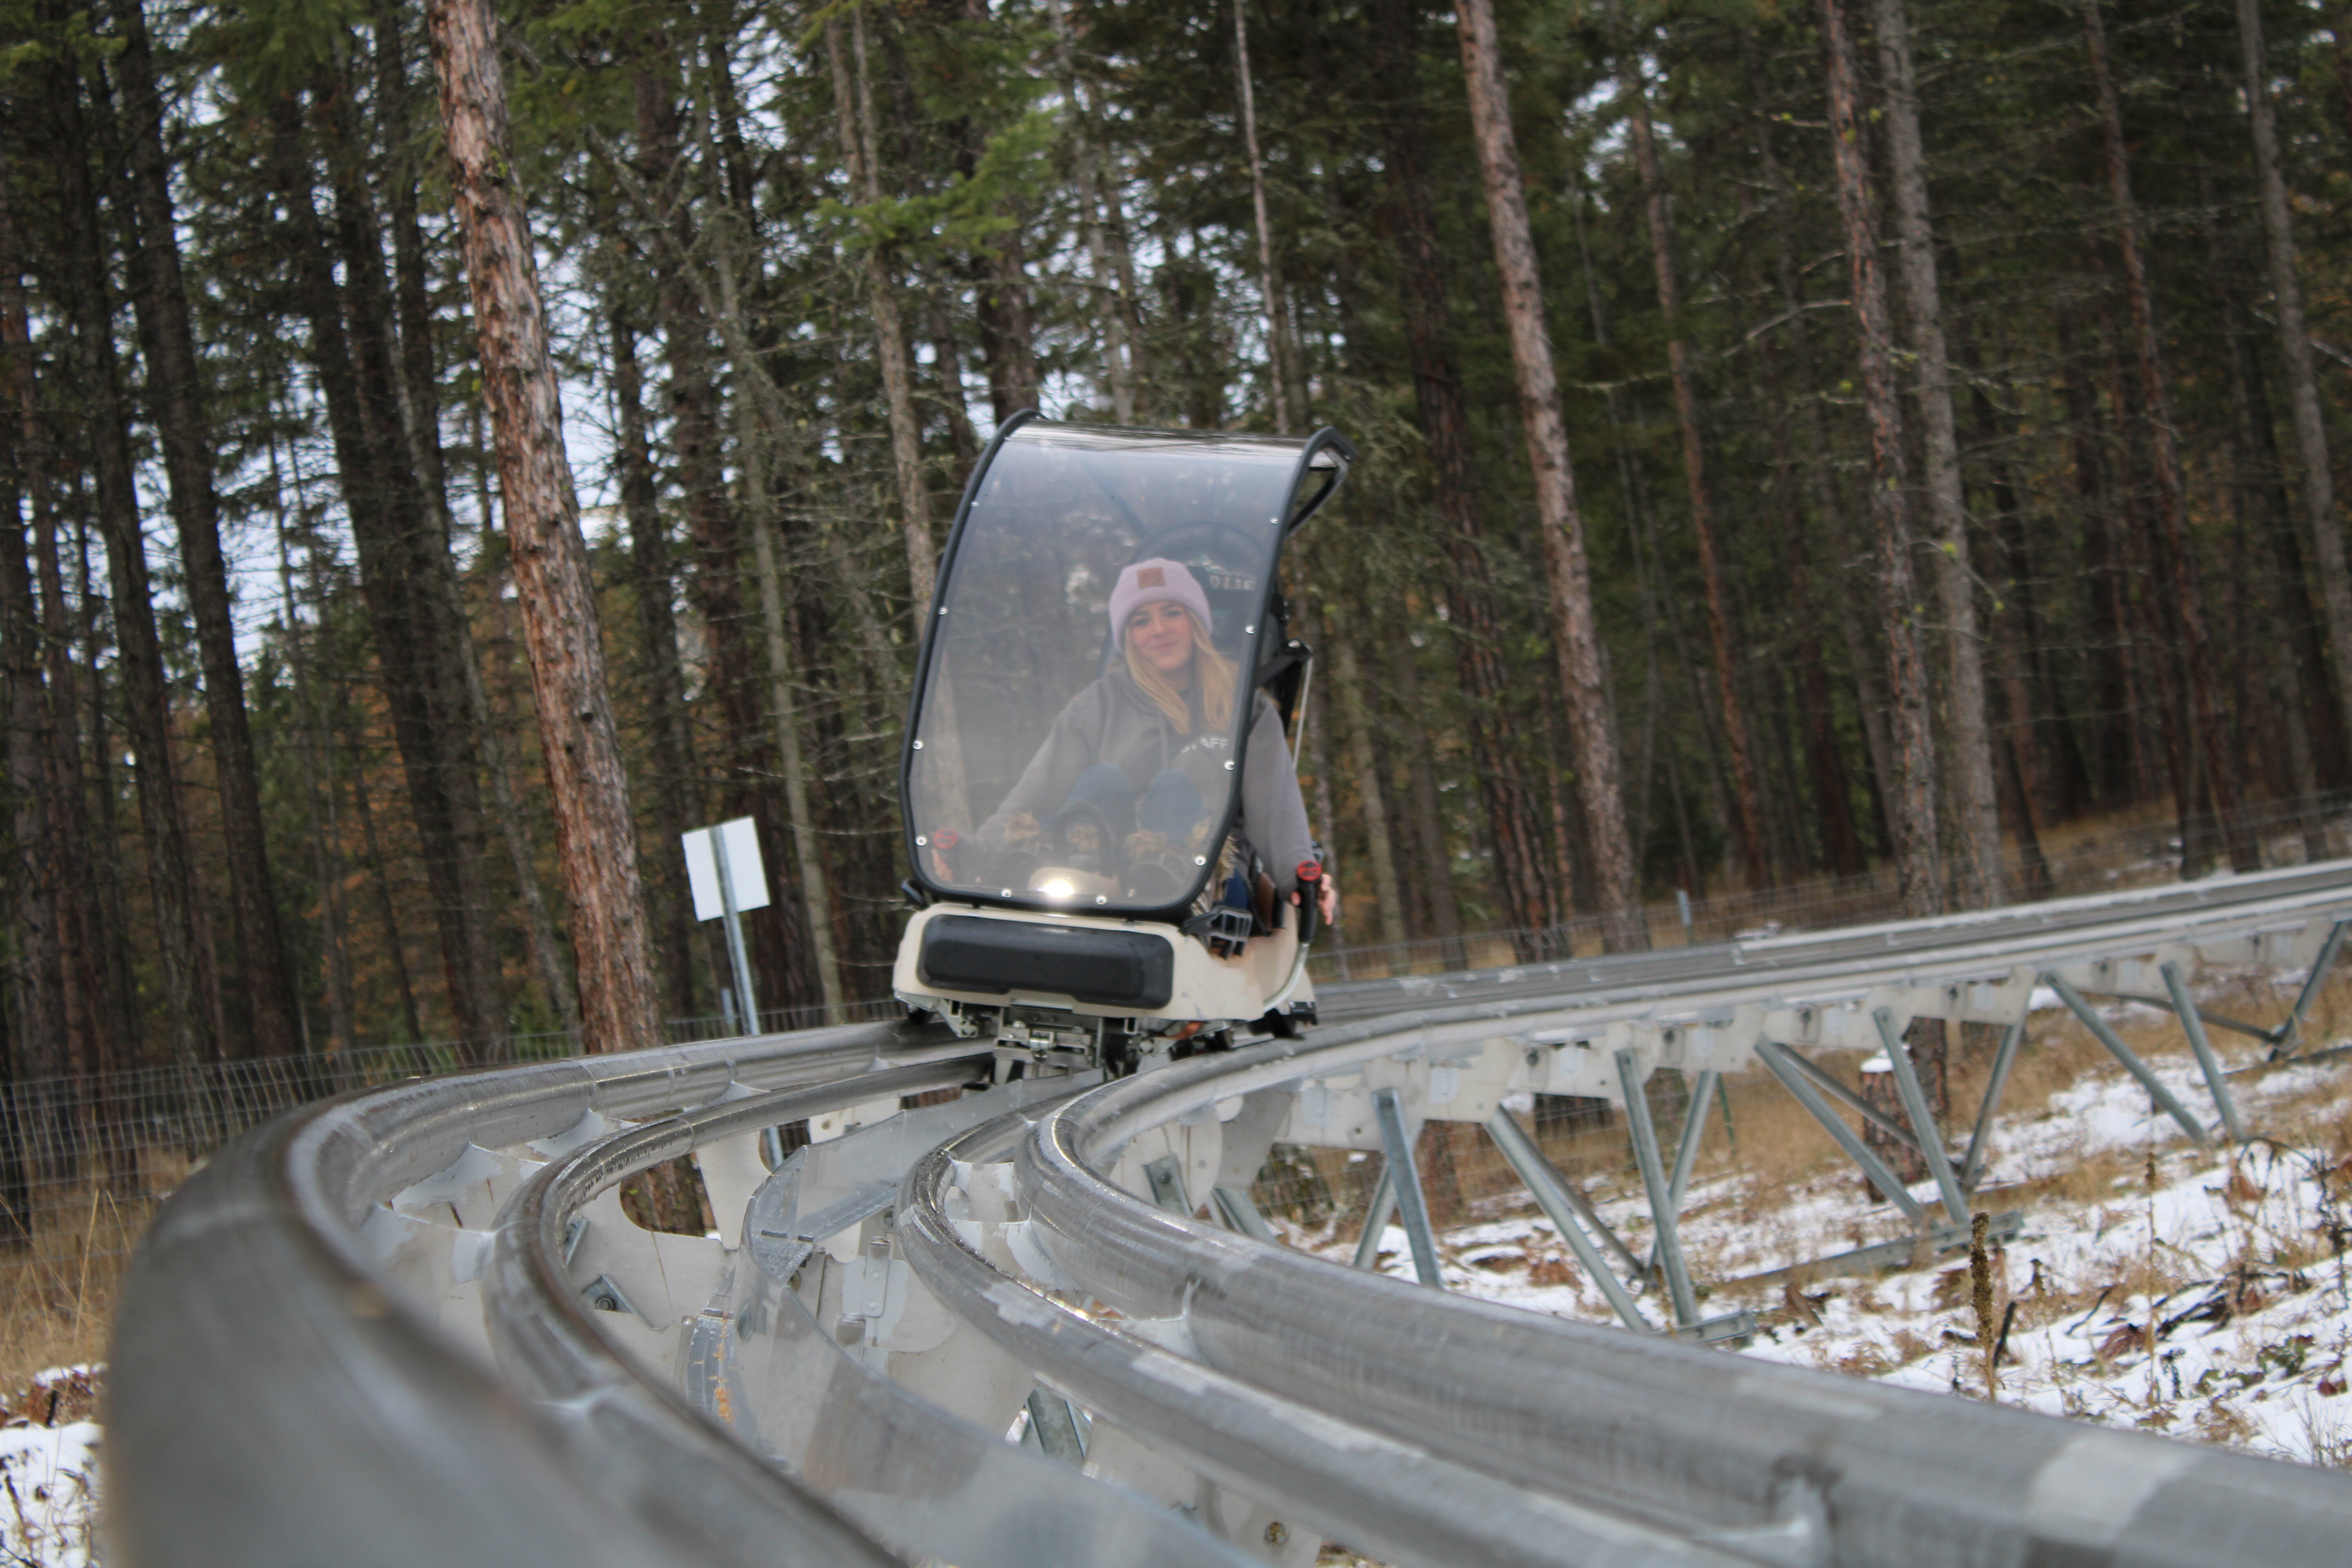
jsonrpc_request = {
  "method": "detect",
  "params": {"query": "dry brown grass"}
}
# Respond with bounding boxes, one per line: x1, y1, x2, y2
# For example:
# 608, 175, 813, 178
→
0, 1183, 158, 1387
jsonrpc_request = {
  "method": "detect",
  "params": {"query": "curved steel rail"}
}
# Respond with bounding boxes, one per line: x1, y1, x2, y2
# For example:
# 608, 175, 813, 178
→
107, 860, 2352, 1567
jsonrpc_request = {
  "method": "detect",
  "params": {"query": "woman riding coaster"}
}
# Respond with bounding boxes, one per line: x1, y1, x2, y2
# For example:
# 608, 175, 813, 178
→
973, 558, 1340, 928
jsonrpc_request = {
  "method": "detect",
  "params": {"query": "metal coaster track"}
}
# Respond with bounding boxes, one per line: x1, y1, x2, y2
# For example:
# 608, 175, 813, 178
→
108, 860, 2352, 1567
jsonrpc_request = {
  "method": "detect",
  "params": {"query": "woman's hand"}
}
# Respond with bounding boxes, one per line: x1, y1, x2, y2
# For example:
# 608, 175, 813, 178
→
1290, 874, 1339, 927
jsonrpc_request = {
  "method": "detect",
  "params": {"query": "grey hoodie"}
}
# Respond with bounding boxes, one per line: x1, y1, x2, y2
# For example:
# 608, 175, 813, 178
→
976, 664, 1318, 894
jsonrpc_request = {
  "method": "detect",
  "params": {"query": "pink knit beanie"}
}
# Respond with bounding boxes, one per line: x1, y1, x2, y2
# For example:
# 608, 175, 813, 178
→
1107, 558, 1213, 642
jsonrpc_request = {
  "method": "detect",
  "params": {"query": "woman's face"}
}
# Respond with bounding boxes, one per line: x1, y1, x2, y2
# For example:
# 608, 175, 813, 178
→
1126, 599, 1197, 681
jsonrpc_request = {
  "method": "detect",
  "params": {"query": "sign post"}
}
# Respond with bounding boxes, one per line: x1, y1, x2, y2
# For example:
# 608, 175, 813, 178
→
683, 818, 769, 1036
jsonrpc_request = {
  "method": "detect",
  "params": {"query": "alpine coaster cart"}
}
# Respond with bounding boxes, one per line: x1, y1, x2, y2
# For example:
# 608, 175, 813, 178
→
893, 415, 1355, 1079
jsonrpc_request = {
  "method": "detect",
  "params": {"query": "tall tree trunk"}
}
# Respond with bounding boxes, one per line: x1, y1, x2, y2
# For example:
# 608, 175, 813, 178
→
2237, 0, 2352, 757
109, 0, 305, 1057
267, 442, 355, 1053
1, 156, 102, 1106
2052, 304, 2136, 806
612, 310, 702, 1020
2081, 0, 2253, 871
1385, 619, 1464, 958
1873, 0, 2002, 909
426, 0, 664, 1055
1456, 0, 1646, 948
1327, 604, 1406, 952
829, 12, 938, 616
71, 508, 145, 1069
1820, 0, 1942, 916
1233, 0, 1296, 433
1615, 32, 1769, 892
924, 290, 980, 483
274, 103, 508, 1055
1746, 62, 1876, 877
632, 65, 817, 1018
50, 52, 226, 1060
0, 351, 65, 1108
336, 690, 426, 1044
1372, 0, 1551, 954
2195, 178, 2325, 846
1047, 0, 1134, 422
11, 257, 127, 1088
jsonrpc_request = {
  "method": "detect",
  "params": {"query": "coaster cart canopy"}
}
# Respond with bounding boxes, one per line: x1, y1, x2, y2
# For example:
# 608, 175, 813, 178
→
893, 416, 1352, 1070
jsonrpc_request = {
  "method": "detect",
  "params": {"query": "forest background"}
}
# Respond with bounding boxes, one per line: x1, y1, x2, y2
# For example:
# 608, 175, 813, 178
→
0, 0, 2347, 1089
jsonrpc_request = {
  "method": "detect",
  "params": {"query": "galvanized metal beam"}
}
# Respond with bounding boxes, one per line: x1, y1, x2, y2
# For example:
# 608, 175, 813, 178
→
1372, 1087, 1443, 1289
2044, 971, 2208, 1144
1615, 1047, 1697, 1328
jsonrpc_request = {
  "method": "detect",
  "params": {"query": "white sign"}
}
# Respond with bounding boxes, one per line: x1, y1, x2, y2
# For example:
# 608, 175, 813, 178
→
682, 818, 770, 922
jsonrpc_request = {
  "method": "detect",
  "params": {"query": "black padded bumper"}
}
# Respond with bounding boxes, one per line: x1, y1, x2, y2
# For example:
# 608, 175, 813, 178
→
918, 915, 1175, 1010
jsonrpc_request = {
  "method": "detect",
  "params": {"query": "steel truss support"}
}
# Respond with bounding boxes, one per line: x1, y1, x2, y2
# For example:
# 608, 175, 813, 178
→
1645, 1070, 1720, 1276
2044, 972, 2208, 1143
1483, 1110, 1652, 1332
1025, 1387, 1087, 1466
1615, 1048, 1697, 1327
1212, 1185, 1278, 1241
1753, 1039, 1928, 1223
1959, 993, 2035, 1193
2274, 918, 2350, 1060
1775, 1046, 1922, 1152
2161, 961, 2247, 1145
1871, 1009, 1968, 1225
1372, 1087, 1444, 1288
1351, 1169, 1397, 1272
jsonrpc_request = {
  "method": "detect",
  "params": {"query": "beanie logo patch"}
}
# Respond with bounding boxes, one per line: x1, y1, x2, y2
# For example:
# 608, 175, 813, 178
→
1136, 566, 1165, 588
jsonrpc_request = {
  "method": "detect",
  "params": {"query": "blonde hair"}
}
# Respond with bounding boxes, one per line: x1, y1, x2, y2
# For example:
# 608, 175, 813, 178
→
1125, 608, 1238, 735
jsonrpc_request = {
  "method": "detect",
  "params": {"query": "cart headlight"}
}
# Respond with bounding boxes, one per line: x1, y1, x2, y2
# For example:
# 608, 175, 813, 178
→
1037, 877, 1077, 901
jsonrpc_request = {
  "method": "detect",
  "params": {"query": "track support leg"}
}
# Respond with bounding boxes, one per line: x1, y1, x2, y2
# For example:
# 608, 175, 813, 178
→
1485, 1111, 1651, 1332
1959, 993, 2034, 1192
2274, 918, 2350, 1060
1350, 1170, 1396, 1272
1372, 1087, 1444, 1289
2045, 973, 2207, 1144
1872, 1009, 1969, 1226
2161, 961, 2246, 1145
1616, 1048, 1698, 1328
1754, 1040, 1927, 1223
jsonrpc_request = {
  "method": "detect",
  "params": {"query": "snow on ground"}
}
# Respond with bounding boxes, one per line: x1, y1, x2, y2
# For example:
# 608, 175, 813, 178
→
1, 1367, 100, 1568
1303, 994, 2352, 1470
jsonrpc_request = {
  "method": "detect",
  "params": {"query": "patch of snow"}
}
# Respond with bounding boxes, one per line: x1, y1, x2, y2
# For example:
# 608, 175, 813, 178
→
1310, 1003, 2352, 1471
1, 1411, 98, 1567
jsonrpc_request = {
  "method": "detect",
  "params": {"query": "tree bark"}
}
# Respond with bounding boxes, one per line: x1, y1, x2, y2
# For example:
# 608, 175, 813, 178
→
1873, 0, 2002, 909
2080, 0, 2253, 871
426, 0, 663, 1055
1615, 32, 1769, 892
1456, 0, 1646, 948
2237, 0, 2352, 759
1820, 0, 1942, 916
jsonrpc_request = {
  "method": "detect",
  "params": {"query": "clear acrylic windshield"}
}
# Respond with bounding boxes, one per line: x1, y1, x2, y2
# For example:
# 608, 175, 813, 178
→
906, 423, 1305, 915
